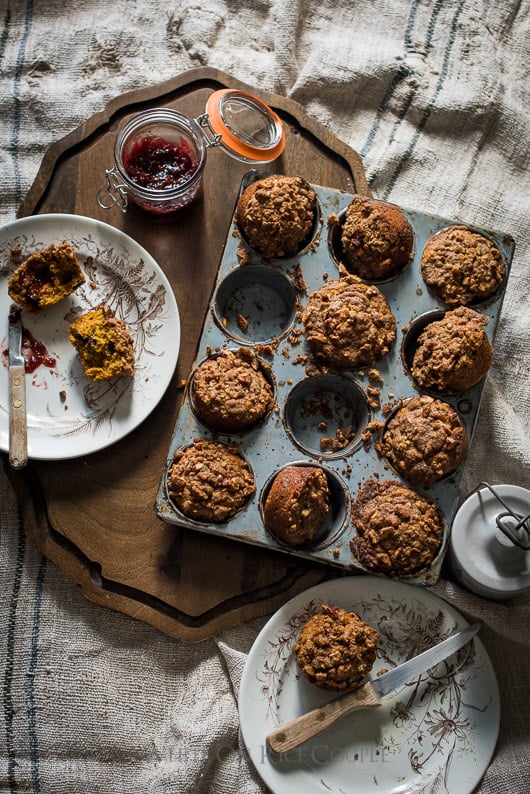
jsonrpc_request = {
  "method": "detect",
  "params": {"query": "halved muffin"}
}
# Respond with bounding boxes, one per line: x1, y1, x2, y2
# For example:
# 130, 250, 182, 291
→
68, 303, 135, 381
8, 241, 85, 312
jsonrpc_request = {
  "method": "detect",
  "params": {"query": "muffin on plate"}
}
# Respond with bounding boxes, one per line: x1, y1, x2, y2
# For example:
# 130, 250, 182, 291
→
235, 174, 317, 258
302, 274, 396, 369
8, 241, 85, 312
191, 348, 274, 432
377, 395, 468, 488
167, 439, 255, 523
411, 306, 493, 392
336, 195, 413, 279
420, 225, 505, 306
349, 479, 444, 577
68, 303, 135, 381
263, 465, 329, 546
293, 604, 379, 691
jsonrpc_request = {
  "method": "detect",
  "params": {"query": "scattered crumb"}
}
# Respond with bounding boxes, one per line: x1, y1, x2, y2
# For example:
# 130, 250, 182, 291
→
236, 313, 249, 331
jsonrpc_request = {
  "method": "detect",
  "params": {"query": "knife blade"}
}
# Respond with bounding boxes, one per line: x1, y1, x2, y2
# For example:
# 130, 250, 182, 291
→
8, 304, 28, 469
266, 621, 481, 754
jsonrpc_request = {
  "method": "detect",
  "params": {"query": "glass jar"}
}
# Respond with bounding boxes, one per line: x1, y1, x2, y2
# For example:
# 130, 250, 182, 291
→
97, 89, 286, 220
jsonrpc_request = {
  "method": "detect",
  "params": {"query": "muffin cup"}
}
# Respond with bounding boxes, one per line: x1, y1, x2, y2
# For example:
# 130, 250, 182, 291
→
327, 201, 414, 283
259, 461, 350, 551
283, 373, 371, 459
212, 264, 298, 344
188, 347, 276, 433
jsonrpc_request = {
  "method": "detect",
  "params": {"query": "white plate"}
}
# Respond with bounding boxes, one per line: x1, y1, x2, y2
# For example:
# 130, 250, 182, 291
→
239, 576, 499, 794
0, 213, 180, 460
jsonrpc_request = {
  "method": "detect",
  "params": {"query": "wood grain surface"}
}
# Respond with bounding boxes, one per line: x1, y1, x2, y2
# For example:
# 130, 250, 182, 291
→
6, 67, 371, 642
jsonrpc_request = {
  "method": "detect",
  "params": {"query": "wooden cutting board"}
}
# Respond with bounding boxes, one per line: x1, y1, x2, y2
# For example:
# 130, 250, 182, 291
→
6, 67, 371, 642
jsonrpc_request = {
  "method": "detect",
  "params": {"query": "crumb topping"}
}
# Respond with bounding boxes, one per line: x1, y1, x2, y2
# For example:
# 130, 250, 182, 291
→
421, 225, 505, 306
339, 195, 413, 279
303, 275, 397, 368
167, 439, 255, 523
350, 479, 444, 576
191, 348, 274, 432
411, 306, 492, 391
293, 604, 379, 691
377, 395, 468, 487
235, 175, 317, 258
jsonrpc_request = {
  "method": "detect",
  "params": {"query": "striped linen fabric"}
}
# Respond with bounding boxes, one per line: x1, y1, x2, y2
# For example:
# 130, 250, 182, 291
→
1, 1, 530, 792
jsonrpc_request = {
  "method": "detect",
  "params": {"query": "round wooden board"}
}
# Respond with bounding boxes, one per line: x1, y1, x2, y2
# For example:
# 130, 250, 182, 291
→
7, 67, 371, 642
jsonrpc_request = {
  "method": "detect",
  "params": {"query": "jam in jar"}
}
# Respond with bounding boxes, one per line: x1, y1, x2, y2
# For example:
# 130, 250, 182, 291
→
98, 91, 285, 219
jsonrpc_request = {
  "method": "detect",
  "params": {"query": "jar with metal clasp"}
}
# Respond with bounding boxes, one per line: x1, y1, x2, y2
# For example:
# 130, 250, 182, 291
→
96, 89, 286, 219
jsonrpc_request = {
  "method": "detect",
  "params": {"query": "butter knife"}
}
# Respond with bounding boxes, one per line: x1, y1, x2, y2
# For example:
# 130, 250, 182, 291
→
266, 621, 481, 753
8, 304, 28, 469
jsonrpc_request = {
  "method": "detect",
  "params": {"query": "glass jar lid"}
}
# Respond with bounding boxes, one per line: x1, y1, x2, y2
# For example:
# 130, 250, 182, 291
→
202, 89, 285, 164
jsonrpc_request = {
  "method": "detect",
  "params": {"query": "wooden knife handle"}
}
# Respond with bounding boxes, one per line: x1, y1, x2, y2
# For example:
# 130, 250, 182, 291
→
9, 363, 28, 469
266, 680, 381, 754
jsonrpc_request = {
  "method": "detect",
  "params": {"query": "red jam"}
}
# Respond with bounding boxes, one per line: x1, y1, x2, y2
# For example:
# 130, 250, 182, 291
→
122, 135, 198, 190
22, 328, 56, 373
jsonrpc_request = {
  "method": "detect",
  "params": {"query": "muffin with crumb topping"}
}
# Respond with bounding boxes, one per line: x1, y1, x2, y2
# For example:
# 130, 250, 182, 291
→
235, 175, 317, 258
421, 225, 505, 306
167, 439, 255, 523
377, 395, 468, 488
293, 604, 379, 691
335, 194, 413, 279
190, 348, 274, 432
350, 479, 444, 576
411, 306, 493, 392
302, 275, 396, 369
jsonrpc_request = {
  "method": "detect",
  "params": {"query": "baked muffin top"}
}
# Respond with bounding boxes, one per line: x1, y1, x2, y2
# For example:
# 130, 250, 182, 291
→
303, 275, 396, 369
293, 604, 379, 691
235, 174, 317, 258
263, 465, 329, 546
350, 479, 444, 576
167, 439, 255, 523
376, 395, 468, 488
411, 306, 493, 392
191, 348, 274, 432
338, 195, 414, 279
421, 225, 505, 306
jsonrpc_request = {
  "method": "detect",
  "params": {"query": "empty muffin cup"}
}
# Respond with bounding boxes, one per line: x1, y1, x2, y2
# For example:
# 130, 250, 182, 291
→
284, 373, 370, 458
213, 264, 298, 344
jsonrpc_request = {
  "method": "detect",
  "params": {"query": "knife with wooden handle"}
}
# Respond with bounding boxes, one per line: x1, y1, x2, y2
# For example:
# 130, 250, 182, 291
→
266, 621, 481, 754
8, 305, 28, 469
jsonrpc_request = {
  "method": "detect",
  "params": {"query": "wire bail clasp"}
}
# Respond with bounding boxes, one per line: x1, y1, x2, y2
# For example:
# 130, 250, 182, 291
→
196, 113, 223, 148
472, 481, 530, 549
96, 167, 129, 212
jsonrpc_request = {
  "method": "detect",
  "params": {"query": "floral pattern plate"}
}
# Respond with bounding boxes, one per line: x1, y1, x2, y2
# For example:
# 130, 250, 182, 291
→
0, 214, 180, 460
239, 576, 499, 794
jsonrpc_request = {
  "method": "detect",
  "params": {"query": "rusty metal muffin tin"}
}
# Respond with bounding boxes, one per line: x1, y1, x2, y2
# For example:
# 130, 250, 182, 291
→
155, 170, 515, 585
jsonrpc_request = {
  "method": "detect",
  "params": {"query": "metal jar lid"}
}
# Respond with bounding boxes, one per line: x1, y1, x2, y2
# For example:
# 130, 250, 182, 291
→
198, 89, 285, 164
449, 481, 530, 599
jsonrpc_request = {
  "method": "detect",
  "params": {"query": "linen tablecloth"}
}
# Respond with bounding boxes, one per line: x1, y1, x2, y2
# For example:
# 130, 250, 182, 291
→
1, 1, 529, 792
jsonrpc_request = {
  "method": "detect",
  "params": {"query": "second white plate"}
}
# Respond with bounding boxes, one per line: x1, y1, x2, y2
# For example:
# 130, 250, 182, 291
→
239, 576, 499, 794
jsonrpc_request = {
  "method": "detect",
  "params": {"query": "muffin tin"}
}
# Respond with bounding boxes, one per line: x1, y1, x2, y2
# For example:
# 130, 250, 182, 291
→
155, 170, 515, 585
